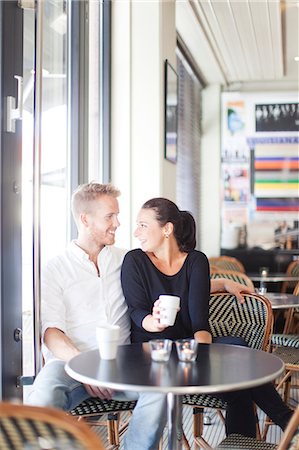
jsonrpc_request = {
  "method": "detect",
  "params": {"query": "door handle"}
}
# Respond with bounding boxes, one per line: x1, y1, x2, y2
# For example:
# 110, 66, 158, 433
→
6, 75, 23, 133
14, 327, 23, 342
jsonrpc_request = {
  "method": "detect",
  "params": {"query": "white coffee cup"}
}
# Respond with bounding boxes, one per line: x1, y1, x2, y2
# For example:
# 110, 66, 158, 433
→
159, 295, 180, 326
96, 325, 120, 360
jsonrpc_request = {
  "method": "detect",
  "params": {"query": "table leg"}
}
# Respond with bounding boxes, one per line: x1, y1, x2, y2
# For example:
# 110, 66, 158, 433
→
167, 392, 183, 450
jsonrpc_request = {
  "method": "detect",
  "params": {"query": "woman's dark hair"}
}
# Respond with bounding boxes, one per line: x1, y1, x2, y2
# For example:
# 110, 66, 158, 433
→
141, 197, 196, 252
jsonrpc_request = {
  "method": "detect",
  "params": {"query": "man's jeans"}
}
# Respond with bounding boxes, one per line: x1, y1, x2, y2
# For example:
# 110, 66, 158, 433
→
27, 360, 167, 450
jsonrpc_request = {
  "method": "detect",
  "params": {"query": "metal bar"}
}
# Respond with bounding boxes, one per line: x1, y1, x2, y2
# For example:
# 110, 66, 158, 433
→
32, 0, 43, 377
167, 392, 182, 450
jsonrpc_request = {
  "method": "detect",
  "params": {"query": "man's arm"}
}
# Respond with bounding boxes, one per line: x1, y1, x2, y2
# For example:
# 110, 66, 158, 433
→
210, 278, 253, 303
44, 327, 114, 400
44, 327, 80, 362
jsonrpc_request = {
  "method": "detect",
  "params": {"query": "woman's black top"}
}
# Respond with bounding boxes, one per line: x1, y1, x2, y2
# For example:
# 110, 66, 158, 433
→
121, 249, 211, 343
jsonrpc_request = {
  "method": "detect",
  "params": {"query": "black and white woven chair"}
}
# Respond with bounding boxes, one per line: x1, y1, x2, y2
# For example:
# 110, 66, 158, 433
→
0, 401, 105, 450
216, 405, 299, 450
271, 334, 299, 349
210, 270, 255, 291
281, 261, 299, 294
271, 282, 299, 349
69, 397, 137, 446
208, 256, 245, 273
183, 291, 273, 450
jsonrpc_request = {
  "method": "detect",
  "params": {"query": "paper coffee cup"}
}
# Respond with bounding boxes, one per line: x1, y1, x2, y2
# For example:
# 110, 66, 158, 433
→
96, 325, 120, 360
159, 295, 180, 326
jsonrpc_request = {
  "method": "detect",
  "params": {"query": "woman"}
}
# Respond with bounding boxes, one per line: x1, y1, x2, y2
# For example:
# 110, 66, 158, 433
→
121, 197, 292, 441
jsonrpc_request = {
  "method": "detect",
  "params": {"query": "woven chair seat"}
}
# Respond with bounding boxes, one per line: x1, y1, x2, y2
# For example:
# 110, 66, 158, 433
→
70, 397, 137, 417
215, 433, 277, 449
272, 346, 299, 366
183, 394, 227, 410
271, 334, 299, 348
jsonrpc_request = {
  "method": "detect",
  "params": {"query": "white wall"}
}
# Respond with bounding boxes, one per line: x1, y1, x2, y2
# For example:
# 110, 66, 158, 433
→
200, 84, 222, 257
111, 0, 177, 250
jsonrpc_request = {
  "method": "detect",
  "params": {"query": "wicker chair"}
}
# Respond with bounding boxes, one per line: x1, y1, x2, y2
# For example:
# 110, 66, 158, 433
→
216, 405, 299, 450
0, 401, 105, 450
69, 397, 137, 446
183, 292, 274, 449
271, 282, 299, 348
209, 256, 245, 273
281, 261, 299, 294
210, 269, 255, 291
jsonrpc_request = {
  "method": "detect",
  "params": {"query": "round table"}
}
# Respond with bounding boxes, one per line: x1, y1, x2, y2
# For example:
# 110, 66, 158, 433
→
66, 343, 284, 450
265, 292, 299, 309
248, 273, 298, 283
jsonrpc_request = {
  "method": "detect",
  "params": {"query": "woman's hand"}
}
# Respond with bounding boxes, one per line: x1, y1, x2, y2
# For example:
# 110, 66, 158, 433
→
142, 299, 169, 332
210, 278, 253, 304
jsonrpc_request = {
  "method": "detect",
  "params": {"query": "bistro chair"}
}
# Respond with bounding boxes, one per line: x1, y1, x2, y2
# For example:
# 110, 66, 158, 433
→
0, 401, 106, 450
208, 256, 245, 273
215, 405, 299, 450
262, 346, 299, 440
271, 282, 299, 349
210, 269, 255, 291
281, 260, 299, 294
183, 291, 273, 449
69, 397, 137, 446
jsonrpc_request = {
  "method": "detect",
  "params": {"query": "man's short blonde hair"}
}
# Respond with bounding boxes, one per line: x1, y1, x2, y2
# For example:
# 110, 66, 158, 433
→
71, 182, 120, 226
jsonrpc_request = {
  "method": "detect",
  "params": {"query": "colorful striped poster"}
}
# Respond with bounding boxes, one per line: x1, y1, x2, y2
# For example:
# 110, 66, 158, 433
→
254, 144, 299, 211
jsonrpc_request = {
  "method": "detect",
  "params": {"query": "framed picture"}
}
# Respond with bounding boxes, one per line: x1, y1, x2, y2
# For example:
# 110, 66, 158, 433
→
164, 59, 178, 163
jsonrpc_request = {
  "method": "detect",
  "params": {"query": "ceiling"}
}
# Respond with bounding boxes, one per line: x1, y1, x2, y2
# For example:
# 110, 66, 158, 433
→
176, 0, 299, 90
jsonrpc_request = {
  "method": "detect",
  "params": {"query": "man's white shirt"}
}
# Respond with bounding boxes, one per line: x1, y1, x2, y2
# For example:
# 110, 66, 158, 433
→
41, 241, 130, 364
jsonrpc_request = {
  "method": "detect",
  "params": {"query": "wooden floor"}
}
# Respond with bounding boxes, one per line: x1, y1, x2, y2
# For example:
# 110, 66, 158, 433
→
91, 375, 298, 449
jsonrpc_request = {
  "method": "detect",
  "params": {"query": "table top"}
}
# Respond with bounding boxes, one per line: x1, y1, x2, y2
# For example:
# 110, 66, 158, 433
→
248, 273, 298, 282
265, 292, 299, 309
65, 343, 284, 395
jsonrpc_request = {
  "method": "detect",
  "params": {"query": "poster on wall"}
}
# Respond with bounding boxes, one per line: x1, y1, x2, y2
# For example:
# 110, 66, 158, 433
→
254, 143, 299, 212
222, 100, 249, 162
255, 103, 299, 132
221, 92, 299, 250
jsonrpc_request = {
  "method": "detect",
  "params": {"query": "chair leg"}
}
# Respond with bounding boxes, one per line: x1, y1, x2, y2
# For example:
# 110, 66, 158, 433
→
193, 407, 214, 450
107, 412, 119, 445
262, 416, 273, 440
182, 431, 191, 450
262, 369, 294, 440
217, 410, 225, 425
193, 407, 204, 439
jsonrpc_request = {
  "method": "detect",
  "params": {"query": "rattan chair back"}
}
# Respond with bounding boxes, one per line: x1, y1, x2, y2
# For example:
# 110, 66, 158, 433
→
210, 270, 255, 291
209, 256, 245, 273
281, 260, 299, 293
0, 401, 105, 450
277, 404, 299, 450
209, 292, 273, 351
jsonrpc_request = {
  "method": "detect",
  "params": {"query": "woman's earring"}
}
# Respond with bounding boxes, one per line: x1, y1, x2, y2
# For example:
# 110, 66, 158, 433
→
165, 234, 169, 239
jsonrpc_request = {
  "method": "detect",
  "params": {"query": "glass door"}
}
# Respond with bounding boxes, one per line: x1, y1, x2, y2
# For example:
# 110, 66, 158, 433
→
0, 0, 23, 400
22, 0, 69, 400
1, 0, 106, 400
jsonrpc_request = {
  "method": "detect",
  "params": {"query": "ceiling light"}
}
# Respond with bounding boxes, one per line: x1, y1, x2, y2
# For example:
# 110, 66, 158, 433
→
294, 56, 299, 62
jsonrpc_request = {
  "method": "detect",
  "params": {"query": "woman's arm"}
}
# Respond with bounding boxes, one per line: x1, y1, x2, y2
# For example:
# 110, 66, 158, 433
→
194, 330, 212, 344
188, 252, 212, 341
210, 278, 253, 303
121, 251, 156, 330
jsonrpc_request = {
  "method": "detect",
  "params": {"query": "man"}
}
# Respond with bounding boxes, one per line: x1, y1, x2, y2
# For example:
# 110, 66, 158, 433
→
27, 183, 167, 450
27, 182, 257, 449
